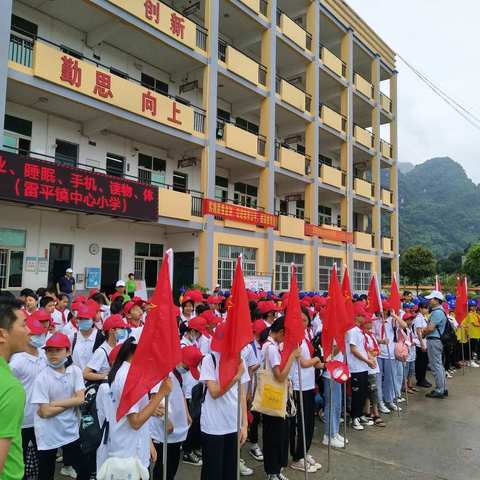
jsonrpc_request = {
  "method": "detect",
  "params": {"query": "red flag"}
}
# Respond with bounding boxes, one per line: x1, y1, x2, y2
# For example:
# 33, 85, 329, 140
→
341, 268, 355, 330
367, 274, 382, 315
322, 265, 350, 358
455, 276, 468, 325
389, 274, 401, 315
280, 265, 305, 370
435, 275, 442, 292
117, 253, 181, 420
216, 258, 253, 391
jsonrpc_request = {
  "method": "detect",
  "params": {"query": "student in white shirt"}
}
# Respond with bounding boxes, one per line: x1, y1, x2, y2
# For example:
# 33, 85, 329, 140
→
403, 313, 418, 393
51, 293, 70, 333
414, 302, 430, 387
9, 316, 48, 476
199, 325, 250, 480
180, 317, 204, 349
83, 314, 128, 384
178, 296, 196, 337
31, 333, 87, 480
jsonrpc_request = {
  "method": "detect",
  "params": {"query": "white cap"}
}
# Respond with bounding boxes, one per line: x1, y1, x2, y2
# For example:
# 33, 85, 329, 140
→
425, 290, 445, 302
66, 268, 73, 273
116, 280, 126, 288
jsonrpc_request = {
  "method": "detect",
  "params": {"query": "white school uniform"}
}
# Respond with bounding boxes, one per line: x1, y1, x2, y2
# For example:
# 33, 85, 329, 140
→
345, 326, 369, 373
290, 339, 315, 391
86, 342, 113, 375
52, 308, 70, 332
31, 364, 85, 450
198, 334, 212, 355
199, 352, 250, 435
72, 328, 99, 371
95, 382, 112, 470
10, 350, 48, 428
374, 317, 395, 359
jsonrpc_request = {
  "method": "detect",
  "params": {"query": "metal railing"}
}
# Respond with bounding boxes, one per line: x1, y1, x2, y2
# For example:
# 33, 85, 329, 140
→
354, 175, 375, 197
319, 103, 347, 131
354, 124, 375, 148
275, 141, 311, 175
276, 9, 312, 51
9, 33, 33, 67
381, 187, 394, 204
319, 44, 347, 77
318, 162, 347, 187
216, 118, 266, 156
381, 139, 393, 158
257, 135, 266, 156
380, 92, 392, 112
196, 26, 208, 51
354, 72, 375, 99
276, 210, 309, 222
276, 75, 312, 112
259, 0, 268, 16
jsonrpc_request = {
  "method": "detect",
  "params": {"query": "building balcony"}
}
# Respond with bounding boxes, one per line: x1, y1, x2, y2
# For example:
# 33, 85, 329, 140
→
158, 185, 204, 221
354, 177, 375, 200
380, 93, 392, 113
354, 72, 374, 100
320, 45, 346, 79
382, 236, 393, 253
381, 188, 394, 207
218, 40, 267, 87
319, 163, 345, 190
381, 139, 393, 159
217, 120, 266, 158
275, 75, 311, 113
238, 0, 268, 17
305, 223, 353, 243
320, 104, 346, 133
8, 34, 206, 137
276, 9, 312, 52
275, 143, 311, 176
354, 125, 375, 149
354, 231, 374, 250
277, 214, 306, 239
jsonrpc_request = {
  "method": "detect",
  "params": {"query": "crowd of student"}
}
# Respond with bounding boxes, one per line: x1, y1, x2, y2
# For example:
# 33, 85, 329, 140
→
1, 280, 478, 480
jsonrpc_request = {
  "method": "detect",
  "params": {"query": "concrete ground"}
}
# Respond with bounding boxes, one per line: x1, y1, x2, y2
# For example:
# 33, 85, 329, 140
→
179, 368, 480, 480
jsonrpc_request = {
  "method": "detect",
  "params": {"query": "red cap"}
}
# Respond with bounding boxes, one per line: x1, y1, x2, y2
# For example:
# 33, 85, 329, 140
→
247, 291, 259, 302
31, 309, 52, 323
123, 301, 136, 315
110, 292, 123, 302
72, 295, 87, 303
131, 296, 146, 306
109, 343, 122, 366
210, 322, 226, 352
181, 294, 195, 306
88, 289, 100, 298
184, 290, 204, 304
188, 317, 208, 334
86, 299, 100, 313
382, 299, 391, 311
76, 304, 95, 319
326, 360, 350, 384
257, 301, 279, 315
103, 314, 127, 331
181, 346, 203, 380
207, 295, 222, 305
27, 316, 47, 335
252, 319, 267, 335
44, 332, 70, 350
200, 310, 221, 326
353, 302, 369, 319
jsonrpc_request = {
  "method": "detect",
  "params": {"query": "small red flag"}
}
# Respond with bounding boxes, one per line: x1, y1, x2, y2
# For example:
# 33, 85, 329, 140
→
280, 265, 305, 370
322, 265, 350, 358
389, 274, 401, 315
435, 275, 442, 293
116, 253, 181, 420
455, 276, 468, 325
216, 258, 253, 391
341, 268, 355, 330
367, 274, 382, 315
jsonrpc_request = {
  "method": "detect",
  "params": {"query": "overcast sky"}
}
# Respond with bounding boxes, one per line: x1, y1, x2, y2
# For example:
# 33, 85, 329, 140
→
347, 0, 480, 182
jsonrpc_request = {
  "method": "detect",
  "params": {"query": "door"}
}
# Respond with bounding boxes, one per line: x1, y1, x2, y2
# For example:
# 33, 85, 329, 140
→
101, 248, 121, 295
173, 252, 194, 302
48, 243, 73, 287
144, 259, 159, 289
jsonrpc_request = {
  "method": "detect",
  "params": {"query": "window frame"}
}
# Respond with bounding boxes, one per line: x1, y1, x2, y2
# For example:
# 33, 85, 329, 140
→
274, 251, 304, 291
217, 244, 257, 289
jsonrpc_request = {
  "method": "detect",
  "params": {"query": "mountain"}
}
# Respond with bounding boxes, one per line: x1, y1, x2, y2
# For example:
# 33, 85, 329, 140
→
398, 162, 415, 174
399, 157, 480, 258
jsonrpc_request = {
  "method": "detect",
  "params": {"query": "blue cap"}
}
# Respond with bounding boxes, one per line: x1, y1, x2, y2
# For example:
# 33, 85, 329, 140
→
468, 299, 477, 307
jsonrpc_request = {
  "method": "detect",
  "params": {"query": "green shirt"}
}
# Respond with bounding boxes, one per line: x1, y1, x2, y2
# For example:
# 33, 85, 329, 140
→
126, 279, 136, 294
0, 357, 26, 480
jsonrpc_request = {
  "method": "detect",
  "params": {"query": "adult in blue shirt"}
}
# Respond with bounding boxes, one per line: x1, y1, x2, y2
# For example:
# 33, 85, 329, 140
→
56, 268, 76, 305
422, 290, 447, 398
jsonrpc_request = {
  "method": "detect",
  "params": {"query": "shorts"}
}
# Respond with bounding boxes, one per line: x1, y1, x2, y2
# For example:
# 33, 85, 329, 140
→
404, 361, 415, 379
367, 374, 378, 406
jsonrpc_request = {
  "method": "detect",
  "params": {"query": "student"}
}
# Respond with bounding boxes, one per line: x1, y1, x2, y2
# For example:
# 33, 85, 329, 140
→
124, 301, 145, 340
10, 316, 48, 478
0, 297, 30, 480
178, 296, 196, 337
180, 317, 204, 348
403, 313, 417, 393
23, 292, 38, 317
126, 274, 136, 300
414, 302, 431, 387
51, 293, 70, 333
31, 333, 87, 480
197, 311, 220, 355
114, 280, 130, 303
289, 307, 323, 473
261, 317, 300, 480
83, 314, 127, 383
199, 324, 250, 480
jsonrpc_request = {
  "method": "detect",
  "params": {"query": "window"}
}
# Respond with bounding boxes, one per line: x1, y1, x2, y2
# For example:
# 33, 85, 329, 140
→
279, 200, 288, 216
234, 183, 257, 208
141, 73, 168, 96
318, 205, 332, 226
0, 228, 26, 289
110, 67, 128, 79
55, 140, 78, 167
319, 256, 343, 291
3, 114, 31, 154
215, 176, 228, 202
319, 154, 333, 167
217, 245, 257, 289
235, 117, 259, 135
295, 200, 304, 220
134, 242, 163, 288
106, 153, 125, 177
173, 171, 188, 192
217, 109, 231, 123
275, 251, 304, 291
11, 15, 38, 38
138, 153, 166, 186
353, 260, 371, 291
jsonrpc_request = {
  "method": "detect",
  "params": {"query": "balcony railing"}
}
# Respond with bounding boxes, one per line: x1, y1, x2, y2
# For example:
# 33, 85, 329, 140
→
354, 124, 375, 149
260, 0, 268, 16
196, 26, 208, 51
381, 187, 394, 206
381, 139, 393, 159
275, 142, 311, 175
320, 44, 346, 78
319, 163, 346, 189
9, 33, 207, 134
320, 103, 347, 132
380, 93, 392, 113
275, 211, 309, 223
354, 72, 374, 100
354, 176, 375, 198
276, 9, 312, 51
216, 119, 266, 157
275, 75, 312, 112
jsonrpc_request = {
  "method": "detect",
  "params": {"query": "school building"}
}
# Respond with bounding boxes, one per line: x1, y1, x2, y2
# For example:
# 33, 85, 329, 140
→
0, 0, 398, 295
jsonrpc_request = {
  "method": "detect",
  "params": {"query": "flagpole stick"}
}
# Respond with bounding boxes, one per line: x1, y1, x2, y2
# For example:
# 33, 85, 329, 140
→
469, 338, 472, 366
327, 377, 333, 473
162, 394, 169, 480
403, 362, 408, 408
236, 380, 241, 480
342, 383, 347, 450
296, 359, 308, 480
462, 340, 465, 375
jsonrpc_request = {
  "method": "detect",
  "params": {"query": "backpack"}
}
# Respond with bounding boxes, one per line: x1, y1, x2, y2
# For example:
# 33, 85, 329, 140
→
189, 353, 216, 421
394, 330, 409, 362
79, 382, 109, 455
436, 313, 456, 347
72, 329, 105, 354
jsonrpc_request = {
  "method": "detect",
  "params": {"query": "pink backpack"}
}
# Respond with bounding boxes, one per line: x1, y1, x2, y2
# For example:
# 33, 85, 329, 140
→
394, 329, 409, 362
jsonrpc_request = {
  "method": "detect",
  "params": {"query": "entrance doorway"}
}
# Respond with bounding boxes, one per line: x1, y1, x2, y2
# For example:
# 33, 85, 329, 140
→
173, 251, 195, 302
48, 243, 73, 289
101, 248, 121, 295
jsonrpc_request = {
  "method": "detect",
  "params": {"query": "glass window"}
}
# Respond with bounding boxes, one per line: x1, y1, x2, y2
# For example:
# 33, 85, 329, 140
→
134, 242, 149, 256
296, 200, 304, 220
3, 115, 32, 154
55, 140, 78, 167
319, 256, 343, 291
353, 260, 371, 291
215, 176, 228, 202
134, 242, 164, 288
173, 171, 188, 192
318, 205, 332, 226
11, 15, 38, 38
106, 153, 124, 177
138, 153, 166, 185
217, 245, 257, 289
275, 251, 304, 291
0, 248, 24, 289
234, 183, 257, 208
0, 228, 26, 248
149, 243, 163, 257
141, 73, 168, 96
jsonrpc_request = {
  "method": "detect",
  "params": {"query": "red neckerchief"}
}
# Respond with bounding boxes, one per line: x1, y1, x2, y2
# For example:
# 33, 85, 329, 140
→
56, 308, 66, 325
362, 329, 380, 355
304, 328, 315, 357
380, 320, 386, 340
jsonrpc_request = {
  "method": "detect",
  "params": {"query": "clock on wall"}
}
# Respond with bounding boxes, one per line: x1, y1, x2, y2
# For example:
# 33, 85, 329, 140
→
89, 243, 99, 255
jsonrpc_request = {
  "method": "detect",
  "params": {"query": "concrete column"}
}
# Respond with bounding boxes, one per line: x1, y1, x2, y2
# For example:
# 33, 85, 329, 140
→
0, 1, 13, 136
390, 71, 400, 280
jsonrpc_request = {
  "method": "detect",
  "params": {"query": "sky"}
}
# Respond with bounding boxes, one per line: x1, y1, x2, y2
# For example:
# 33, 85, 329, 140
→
347, 0, 480, 182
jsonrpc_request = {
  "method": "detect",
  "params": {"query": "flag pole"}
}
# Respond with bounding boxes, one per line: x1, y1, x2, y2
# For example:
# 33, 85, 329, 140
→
462, 340, 465, 375
327, 377, 333, 473
342, 383, 347, 450
297, 358, 308, 480
236, 380, 241, 480
162, 394, 169, 480
403, 362, 408, 408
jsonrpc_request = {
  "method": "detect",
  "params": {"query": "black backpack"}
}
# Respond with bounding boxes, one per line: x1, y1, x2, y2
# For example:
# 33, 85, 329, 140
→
189, 353, 215, 421
436, 312, 456, 347
72, 329, 105, 353
79, 382, 109, 455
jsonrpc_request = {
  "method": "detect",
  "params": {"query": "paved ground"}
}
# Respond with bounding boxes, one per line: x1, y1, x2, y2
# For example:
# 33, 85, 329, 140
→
179, 368, 480, 480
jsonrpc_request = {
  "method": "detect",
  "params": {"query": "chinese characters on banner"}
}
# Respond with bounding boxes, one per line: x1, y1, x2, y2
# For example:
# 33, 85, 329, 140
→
304, 223, 353, 243
0, 151, 158, 221
202, 199, 278, 229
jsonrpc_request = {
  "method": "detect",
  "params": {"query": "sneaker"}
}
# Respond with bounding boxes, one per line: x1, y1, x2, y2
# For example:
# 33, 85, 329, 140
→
183, 452, 202, 466
336, 433, 349, 444
425, 390, 445, 399
290, 459, 317, 473
397, 397, 406, 403
386, 403, 402, 412
469, 361, 480, 368
249, 444, 264, 462
446, 371, 453, 379
359, 415, 374, 425
265, 475, 280, 480
322, 435, 344, 448
56, 456, 63, 463
193, 449, 203, 458
278, 473, 290, 480
60, 466, 77, 479
239, 459, 253, 476
351, 418, 364, 431
306, 454, 322, 470
379, 403, 391, 414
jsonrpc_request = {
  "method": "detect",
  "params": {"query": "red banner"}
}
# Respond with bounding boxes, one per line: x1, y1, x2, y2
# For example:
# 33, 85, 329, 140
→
203, 199, 277, 228
305, 223, 353, 243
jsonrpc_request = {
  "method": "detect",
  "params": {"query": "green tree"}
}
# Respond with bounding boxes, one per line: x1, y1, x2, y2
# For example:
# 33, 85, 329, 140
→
463, 243, 480, 285
400, 245, 436, 294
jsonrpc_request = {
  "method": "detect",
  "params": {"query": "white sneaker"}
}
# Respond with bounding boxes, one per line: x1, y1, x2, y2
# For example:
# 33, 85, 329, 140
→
352, 418, 364, 430
397, 397, 406, 403
322, 435, 344, 448
336, 433, 349, 444
446, 371, 453, 378
386, 403, 402, 412
359, 415, 374, 425
239, 459, 253, 476
56, 455, 63, 463
379, 403, 391, 414
470, 361, 480, 368
249, 444, 264, 461
60, 466, 77, 479
306, 454, 322, 470
290, 459, 317, 473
